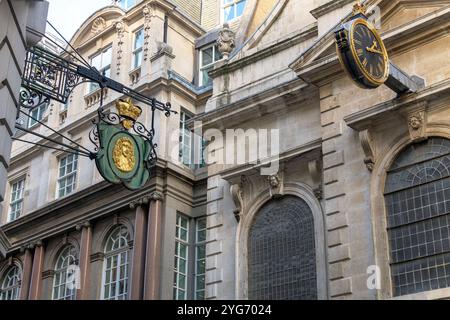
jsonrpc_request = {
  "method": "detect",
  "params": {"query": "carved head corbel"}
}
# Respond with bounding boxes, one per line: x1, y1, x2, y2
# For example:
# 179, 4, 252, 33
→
407, 103, 428, 142
268, 172, 284, 198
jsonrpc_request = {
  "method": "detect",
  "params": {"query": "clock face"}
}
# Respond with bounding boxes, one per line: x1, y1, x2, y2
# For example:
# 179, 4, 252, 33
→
350, 19, 389, 85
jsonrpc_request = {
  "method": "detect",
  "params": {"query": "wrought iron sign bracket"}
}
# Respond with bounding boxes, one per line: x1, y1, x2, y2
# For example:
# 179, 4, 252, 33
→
17, 45, 177, 191
19, 46, 175, 116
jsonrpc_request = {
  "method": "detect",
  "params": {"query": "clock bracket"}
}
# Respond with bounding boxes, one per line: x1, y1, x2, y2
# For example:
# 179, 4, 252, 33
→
336, 11, 425, 96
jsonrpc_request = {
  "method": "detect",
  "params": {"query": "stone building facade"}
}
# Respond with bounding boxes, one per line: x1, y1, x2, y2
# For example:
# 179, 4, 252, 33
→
1, 0, 450, 301
0, 0, 48, 259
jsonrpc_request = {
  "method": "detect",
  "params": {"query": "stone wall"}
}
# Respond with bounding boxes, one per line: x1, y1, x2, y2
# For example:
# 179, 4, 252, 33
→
0, 0, 48, 203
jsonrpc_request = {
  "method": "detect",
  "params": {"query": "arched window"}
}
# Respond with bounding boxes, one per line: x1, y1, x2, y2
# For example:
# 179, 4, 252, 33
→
248, 196, 317, 300
52, 245, 78, 300
0, 265, 22, 300
102, 225, 131, 300
385, 138, 450, 296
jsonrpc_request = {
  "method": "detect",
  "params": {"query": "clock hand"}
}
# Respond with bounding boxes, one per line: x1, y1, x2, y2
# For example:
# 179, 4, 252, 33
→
366, 47, 383, 55
366, 42, 383, 55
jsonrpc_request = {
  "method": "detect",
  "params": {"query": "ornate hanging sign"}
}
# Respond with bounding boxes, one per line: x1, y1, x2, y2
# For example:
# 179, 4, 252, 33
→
17, 38, 176, 192
91, 98, 157, 190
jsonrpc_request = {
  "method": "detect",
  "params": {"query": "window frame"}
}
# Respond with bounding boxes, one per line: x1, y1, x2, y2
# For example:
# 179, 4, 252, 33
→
198, 44, 223, 87
57, 153, 78, 199
0, 265, 22, 300
8, 177, 26, 222
132, 27, 144, 70
101, 225, 131, 300
221, 0, 247, 24
88, 45, 113, 93
52, 245, 78, 300
173, 213, 190, 300
117, 0, 136, 10
384, 138, 450, 297
27, 102, 48, 128
179, 110, 193, 168
194, 217, 207, 300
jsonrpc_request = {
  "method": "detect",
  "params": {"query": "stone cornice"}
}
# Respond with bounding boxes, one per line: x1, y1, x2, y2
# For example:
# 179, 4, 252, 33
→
310, 0, 355, 19
0, 159, 207, 252
193, 75, 313, 130
220, 139, 322, 184
209, 23, 318, 79
0, 229, 10, 259
291, 6, 450, 85
73, 0, 205, 51
344, 78, 450, 131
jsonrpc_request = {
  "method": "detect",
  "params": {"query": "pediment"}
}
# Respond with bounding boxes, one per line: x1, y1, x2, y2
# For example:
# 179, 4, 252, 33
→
231, 0, 317, 62
380, 0, 450, 32
70, 6, 125, 48
289, 0, 450, 81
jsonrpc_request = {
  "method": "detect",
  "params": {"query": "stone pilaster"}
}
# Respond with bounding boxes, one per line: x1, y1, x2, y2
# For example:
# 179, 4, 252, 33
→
320, 84, 352, 299
19, 246, 33, 300
76, 221, 92, 300
205, 175, 225, 300
129, 197, 149, 300
29, 241, 45, 300
143, 192, 163, 300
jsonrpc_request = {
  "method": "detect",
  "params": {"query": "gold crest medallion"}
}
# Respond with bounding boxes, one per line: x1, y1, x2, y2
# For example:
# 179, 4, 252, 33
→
113, 137, 136, 172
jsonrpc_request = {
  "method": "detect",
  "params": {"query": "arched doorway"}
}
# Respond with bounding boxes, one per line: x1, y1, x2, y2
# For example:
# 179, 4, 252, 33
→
247, 195, 317, 300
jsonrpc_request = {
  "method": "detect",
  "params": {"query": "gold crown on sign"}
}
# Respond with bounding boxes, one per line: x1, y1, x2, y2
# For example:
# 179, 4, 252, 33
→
115, 97, 142, 129
352, 1, 367, 15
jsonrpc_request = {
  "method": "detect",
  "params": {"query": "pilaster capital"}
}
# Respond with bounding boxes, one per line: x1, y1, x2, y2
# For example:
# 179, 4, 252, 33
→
76, 221, 92, 231
149, 191, 164, 202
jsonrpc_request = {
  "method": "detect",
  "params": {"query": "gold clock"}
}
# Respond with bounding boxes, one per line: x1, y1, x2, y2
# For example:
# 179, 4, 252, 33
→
336, 17, 389, 89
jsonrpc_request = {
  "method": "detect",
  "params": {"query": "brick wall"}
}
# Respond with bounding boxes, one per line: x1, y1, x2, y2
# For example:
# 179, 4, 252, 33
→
201, 0, 220, 30
173, 0, 202, 24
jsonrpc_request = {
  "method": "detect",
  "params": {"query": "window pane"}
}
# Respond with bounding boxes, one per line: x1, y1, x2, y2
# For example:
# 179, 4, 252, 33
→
248, 196, 318, 300
134, 50, 143, 69
385, 138, 450, 297
236, 0, 246, 17
223, 5, 235, 21
91, 53, 102, 70
134, 29, 144, 49
202, 67, 213, 86
201, 47, 213, 67
102, 47, 112, 68
179, 243, 187, 258
214, 47, 223, 61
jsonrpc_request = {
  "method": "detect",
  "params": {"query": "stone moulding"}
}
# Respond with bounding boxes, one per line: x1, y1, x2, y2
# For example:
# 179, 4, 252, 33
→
0, 228, 11, 259
310, 0, 355, 19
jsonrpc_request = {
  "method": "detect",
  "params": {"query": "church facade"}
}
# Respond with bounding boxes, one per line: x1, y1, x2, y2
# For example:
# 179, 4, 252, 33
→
1, 0, 450, 300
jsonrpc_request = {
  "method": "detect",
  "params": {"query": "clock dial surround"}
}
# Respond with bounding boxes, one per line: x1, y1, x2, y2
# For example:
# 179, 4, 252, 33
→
350, 18, 389, 86
335, 16, 390, 89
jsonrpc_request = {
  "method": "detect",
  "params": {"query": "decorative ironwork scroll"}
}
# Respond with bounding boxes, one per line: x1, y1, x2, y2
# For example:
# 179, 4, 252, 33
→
20, 46, 86, 108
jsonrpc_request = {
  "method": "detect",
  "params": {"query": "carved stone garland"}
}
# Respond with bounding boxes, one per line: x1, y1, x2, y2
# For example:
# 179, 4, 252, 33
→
142, 4, 154, 62
115, 20, 126, 76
